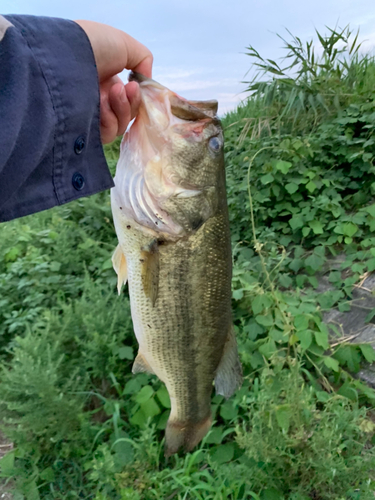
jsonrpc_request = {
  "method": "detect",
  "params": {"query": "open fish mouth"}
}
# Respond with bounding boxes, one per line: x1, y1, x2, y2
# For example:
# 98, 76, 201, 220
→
129, 71, 219, 123
113, 73, 224, 238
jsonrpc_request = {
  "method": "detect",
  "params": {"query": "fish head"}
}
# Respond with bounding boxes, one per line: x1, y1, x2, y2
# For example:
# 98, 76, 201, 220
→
112, 72, 225, 237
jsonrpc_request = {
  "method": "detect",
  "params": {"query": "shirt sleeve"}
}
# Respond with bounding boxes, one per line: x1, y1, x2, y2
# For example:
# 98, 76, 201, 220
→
0, 14, 114, 223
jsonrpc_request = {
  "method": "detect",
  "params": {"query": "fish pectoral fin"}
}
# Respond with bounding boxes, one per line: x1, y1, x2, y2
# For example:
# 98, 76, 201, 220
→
214, 327, 242, 398
140, 240, 159, 306
112, 244, 128, 295
132, 352, 155, 375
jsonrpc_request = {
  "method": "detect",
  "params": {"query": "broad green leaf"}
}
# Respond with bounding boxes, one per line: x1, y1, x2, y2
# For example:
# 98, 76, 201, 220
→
334, 345, 361, 372
220, 401, 238, 421
359, 344, 375, 363
314, 330, 329, 350
50, 261, 61, 272
140, 398, 160, 418
307, 276, 318, 288
343, 222, 358, 237
289, 215, 304, 230
289, 258, 304, 273
135, 385, 154, 405
244, 321, 265, 340
294, 314, 309, 331
305, 253, 324, 271
205, 426, 224, 444
302, 226, 311, 237
275, 404, 291, 432
296, 275, 307, 288
123, 378, 143, 395
275, 160, 292, 174
252, 295, 273, 315
286, 183, 299, 195
118, 346, 133, 360
306, 180, 317, 193
261, 173, 274, 185
316, 391, 331, 403
308, 220, 324, 234
338, 384, 358, 402
323, 356, 339, 372
255, 314, 274, 327
0, 451, 15, 476
250, 351, 265, 369
278, 274, 293, 288
232, 288, 244, 300
156, 385, 171, 408
40, 467, 55, 482
157, 410, 169, 430
296, 330, 312, 350
130, 409, 148, 427
259, 339, 277, 358
23, 480, 40, 500
365, 204, 375, 217
351, 263, 365, 274
269, 328, 285, 342
210, 443, 234, 464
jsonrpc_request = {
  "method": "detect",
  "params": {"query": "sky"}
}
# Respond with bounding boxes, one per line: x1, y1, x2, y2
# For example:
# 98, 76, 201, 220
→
2, 0, 375, 114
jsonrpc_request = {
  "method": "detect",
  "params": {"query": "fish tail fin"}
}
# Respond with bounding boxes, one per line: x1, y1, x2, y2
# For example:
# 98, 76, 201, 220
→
165, 415, 212, 457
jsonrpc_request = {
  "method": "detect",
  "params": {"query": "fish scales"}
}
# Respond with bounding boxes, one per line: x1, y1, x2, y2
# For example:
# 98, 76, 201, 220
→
111, 72, 242, 456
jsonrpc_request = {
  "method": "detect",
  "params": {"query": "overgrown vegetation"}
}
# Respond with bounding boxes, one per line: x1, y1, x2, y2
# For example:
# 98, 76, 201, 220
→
2, 25, 375, 499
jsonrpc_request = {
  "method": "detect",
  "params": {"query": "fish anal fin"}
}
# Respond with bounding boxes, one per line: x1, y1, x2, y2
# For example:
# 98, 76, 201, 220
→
112, 244, 128, 295
165, 414, 212, 457
214, 327, 242, 399
140, 240, 159, 306
132, 352, 155, 375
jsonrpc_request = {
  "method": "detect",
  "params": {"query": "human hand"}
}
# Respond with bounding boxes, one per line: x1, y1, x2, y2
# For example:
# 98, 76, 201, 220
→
74, 20, 153, 144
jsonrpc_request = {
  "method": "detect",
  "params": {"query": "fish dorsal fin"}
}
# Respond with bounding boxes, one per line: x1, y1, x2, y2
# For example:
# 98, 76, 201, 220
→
132, 352, 155, 375
140, 239, 160, 306
187, 100, 218, 118
169, 94, 209, 121
112, 244, 128, 295
214, 327, 242, 398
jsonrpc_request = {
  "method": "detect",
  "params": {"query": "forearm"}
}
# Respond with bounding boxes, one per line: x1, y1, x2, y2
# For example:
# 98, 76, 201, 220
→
0, 14, 113, 222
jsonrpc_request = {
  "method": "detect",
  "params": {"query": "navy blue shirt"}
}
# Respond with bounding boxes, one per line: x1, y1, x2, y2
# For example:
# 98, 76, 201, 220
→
0, 14, 114, 222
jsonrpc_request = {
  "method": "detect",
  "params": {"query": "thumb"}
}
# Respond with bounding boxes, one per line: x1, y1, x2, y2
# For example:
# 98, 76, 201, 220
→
75, 20, 153, 82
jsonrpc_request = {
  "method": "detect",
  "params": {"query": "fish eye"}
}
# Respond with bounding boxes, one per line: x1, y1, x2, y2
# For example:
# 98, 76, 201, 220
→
208, 136, 222, 152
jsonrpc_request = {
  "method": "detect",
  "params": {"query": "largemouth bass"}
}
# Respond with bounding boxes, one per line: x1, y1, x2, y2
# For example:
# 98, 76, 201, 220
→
111, 72, 242, 456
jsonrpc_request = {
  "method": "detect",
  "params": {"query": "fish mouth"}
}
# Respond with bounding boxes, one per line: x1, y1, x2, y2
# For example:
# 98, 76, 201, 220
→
114, 72, 220, 238
129, 72, 219, 123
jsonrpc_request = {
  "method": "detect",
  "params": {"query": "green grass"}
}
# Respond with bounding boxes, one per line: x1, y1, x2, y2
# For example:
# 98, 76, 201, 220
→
1, 23, 375, 500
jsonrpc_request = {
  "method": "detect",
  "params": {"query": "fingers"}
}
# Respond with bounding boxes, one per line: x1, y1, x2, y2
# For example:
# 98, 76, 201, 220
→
100, 78, 141, 144
124, 81, 142, 118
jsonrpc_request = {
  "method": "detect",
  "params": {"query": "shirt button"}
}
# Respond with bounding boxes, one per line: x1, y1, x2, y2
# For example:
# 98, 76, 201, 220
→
74, 136, 85, 154
72, 172, 85, 191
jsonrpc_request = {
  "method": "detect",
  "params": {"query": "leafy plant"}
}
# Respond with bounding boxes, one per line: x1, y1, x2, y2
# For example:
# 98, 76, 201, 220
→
2, 22, 375, 500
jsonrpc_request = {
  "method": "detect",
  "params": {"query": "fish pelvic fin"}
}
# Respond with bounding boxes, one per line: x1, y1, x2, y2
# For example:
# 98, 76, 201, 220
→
214, 326, 242, 398
165, 414, 212, 457
112, 244, 128, 295
141, 239, 159, 306
132, 352, 155, 375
